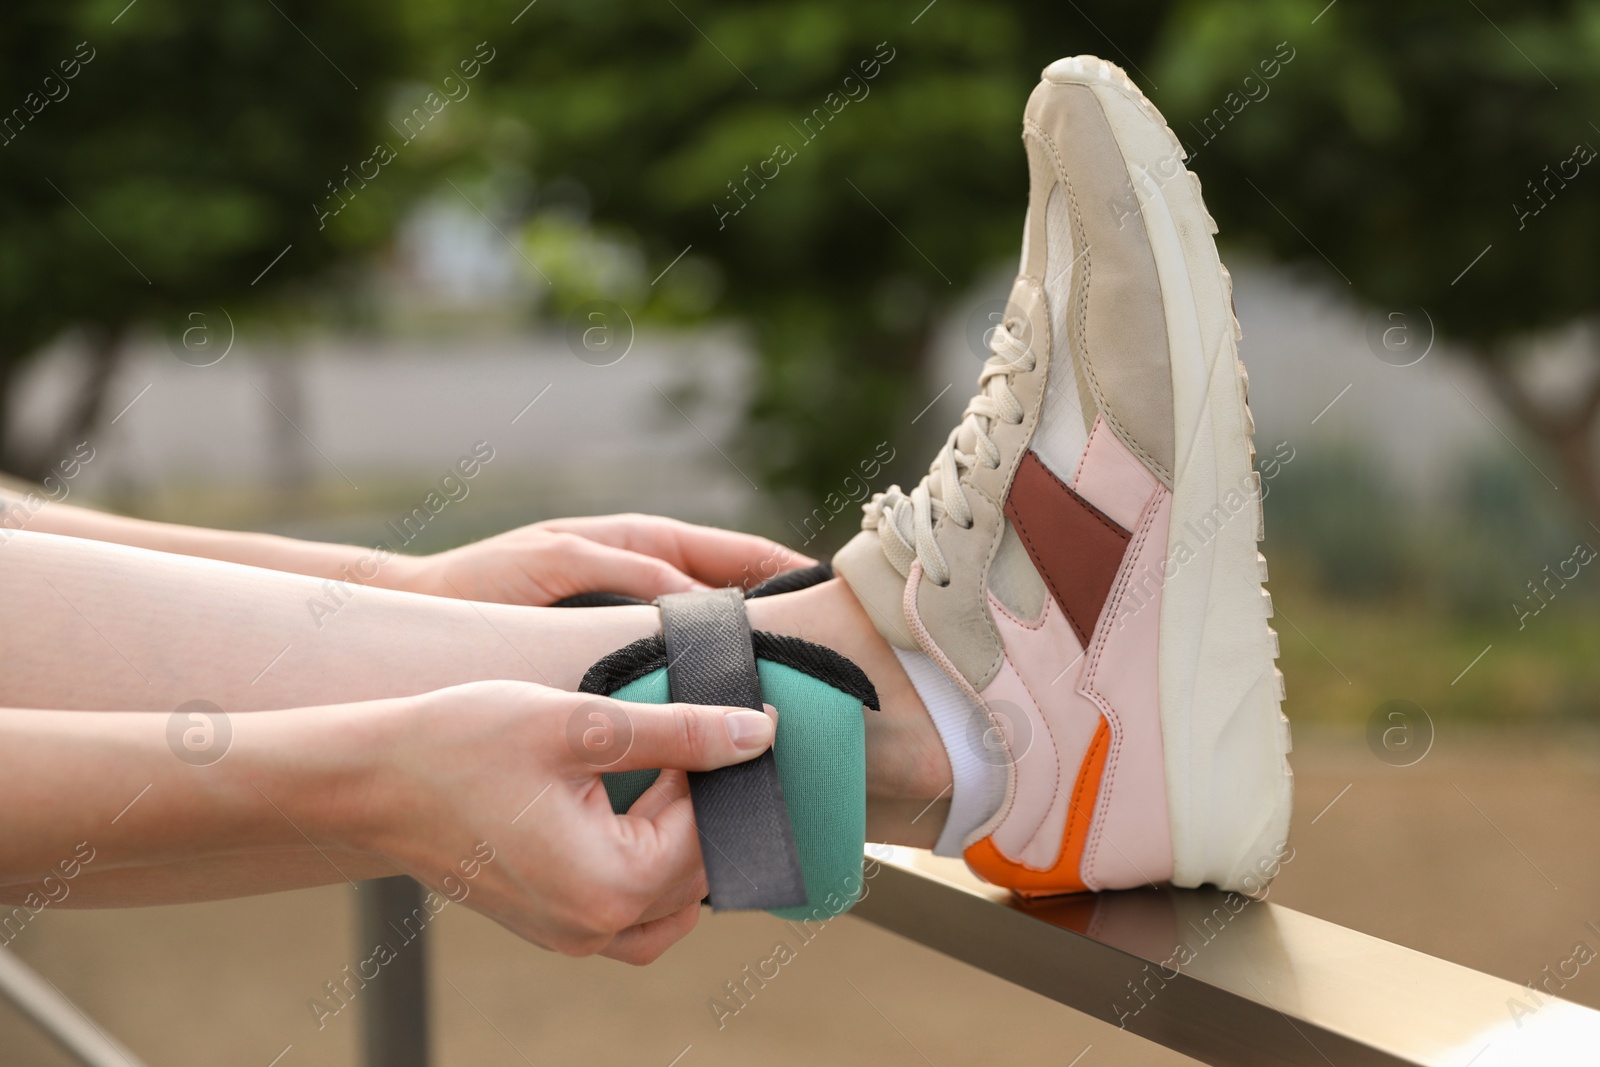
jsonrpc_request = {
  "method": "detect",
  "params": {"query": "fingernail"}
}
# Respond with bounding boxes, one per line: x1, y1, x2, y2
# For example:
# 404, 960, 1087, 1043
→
726, 710, 774, 752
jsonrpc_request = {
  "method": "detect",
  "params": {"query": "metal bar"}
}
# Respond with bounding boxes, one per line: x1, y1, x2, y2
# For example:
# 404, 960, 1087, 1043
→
0, 944, 149, 1067
356, 876, 431, 1067
850, 847, 1600, 1067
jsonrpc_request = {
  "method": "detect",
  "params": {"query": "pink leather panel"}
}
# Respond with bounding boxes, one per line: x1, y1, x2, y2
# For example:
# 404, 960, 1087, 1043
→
987, 592, 1103, 870
979, 655, 1061, 863
1072, 415, 1160, 532
1081, 486, 1175, 890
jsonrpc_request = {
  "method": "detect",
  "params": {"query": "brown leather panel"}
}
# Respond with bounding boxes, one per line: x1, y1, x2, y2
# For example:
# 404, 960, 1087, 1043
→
1003, 449, 1131, 647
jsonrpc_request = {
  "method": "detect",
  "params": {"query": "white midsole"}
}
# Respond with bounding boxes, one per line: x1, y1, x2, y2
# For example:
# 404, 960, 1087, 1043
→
1049, 59, 1292, 891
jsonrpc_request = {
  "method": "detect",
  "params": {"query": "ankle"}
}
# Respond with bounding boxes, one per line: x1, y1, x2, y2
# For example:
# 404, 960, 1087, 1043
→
528, 603, 661, 691
744, 579, 955, 836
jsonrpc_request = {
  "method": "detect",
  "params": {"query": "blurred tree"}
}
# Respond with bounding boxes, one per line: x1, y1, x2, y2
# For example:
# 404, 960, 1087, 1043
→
13, 0, 1600, 532
0, 0, 411, 479
1260, 449, 1415, 601
406, 0, 1177, 507
1148, 0, 1600, 521
415, 0, 1600, 531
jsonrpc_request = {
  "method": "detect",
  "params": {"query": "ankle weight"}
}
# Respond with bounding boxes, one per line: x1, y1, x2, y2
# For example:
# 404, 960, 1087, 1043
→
579, 624, 875, 922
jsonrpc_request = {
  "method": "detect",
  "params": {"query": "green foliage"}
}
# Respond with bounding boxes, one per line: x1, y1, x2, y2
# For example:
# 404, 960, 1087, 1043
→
1261, 450, 1414, 600
1439, 454, 1596, 617
407, 0, 1175, 498
1262, 446, 1599, 619
1269, 556, 1600, 725
421, 0, 1600, 500
1148, 0, 1600, 346
12, 0, 1600, 507
0, 1, 413, 364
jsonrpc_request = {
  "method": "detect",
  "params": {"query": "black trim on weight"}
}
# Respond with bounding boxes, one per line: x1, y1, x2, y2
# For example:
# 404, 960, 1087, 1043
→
579, 633, 669, 694
746, 561, 834, 598
554, 591, 648, 608
752, 632, 879, 710
579, 630, 880, 711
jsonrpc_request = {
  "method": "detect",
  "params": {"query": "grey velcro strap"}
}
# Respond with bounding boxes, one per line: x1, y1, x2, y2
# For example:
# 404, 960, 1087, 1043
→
657, 587, 806, 911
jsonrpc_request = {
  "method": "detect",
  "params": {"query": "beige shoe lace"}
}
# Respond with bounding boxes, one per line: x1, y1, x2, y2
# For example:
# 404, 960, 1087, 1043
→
863, 319, 1036, 587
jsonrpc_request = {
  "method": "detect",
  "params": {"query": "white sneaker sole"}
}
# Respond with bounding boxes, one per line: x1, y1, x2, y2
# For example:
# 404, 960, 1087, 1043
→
1044, 57, 1293, 893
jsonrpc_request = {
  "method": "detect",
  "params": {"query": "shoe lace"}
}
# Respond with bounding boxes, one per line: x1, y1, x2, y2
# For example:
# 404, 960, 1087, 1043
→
863, 319, 1036, 587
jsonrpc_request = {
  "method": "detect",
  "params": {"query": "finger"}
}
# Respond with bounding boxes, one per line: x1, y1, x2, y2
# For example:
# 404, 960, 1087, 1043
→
605, 785, 706, 906
599, 900, 701, 965
655, 520, 816, 589
626, 768, 689, 822
574, 704, 771, 908
556, 538, 708, 601
625, 774, 709, 922
544, 515, 814, 589
634, 868, 709, 924
594, 699, 774, 775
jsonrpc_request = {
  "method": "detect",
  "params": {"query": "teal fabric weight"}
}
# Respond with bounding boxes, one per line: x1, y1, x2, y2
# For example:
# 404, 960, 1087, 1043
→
600, 660, 867, 922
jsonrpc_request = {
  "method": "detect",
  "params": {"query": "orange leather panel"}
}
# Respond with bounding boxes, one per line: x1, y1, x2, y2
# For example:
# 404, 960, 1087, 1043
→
965, 716, 1112, 896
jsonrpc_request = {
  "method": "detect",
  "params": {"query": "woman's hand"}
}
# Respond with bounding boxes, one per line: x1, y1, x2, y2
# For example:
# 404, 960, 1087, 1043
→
0, 681, 776, 966
344, 680, 777, 964
387, 513, 812, 606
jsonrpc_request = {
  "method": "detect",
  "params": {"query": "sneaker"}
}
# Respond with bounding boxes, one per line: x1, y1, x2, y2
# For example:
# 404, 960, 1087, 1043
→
833, 56, 1290, 895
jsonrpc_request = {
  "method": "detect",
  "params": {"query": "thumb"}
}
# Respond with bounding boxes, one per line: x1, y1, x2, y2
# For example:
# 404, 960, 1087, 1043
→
587, 699, 775, 775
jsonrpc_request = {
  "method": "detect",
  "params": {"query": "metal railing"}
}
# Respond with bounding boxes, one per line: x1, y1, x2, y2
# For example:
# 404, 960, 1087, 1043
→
852, 848, 1600, 1066
6, 852, 1599, 1066
0, 940, 150, 1067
